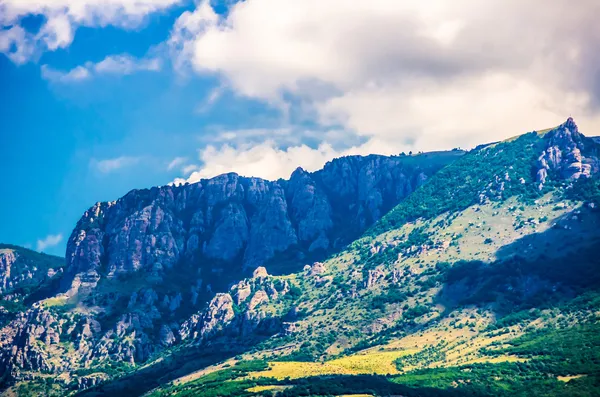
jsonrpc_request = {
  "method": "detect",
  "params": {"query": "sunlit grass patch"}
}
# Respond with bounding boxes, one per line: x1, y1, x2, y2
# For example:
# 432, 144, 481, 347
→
41, 296, 69, 308
557, 374, 586, 382
249, 350, 414, 380
337, 395, 375, 397
246, 385, 291, 393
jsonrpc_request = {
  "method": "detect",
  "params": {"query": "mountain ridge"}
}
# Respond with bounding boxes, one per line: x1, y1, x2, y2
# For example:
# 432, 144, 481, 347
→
2, 118, 600, 396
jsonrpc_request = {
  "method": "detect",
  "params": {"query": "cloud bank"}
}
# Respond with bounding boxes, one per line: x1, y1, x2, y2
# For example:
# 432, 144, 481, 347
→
167, 0, 600, 182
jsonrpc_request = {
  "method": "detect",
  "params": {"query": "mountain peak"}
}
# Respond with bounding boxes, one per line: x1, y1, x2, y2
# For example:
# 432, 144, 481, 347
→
564, 116, 579, 132
535, 116, 599, 188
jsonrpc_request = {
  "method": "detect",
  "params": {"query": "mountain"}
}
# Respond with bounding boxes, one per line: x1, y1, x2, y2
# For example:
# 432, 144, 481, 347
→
2, 118, 600, 397
0, 245, 64, 324
0, 151, 462, 393
61, 151, 462, 297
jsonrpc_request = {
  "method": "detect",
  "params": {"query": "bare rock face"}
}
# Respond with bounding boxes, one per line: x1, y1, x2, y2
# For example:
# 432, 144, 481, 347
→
365, 268, 385, 289
179, 293, 235, 341
0, 305, 92, 381
248, 290, 269, 311
536, 118, 599, 189
232, 280, 253, 304
308, 262, 326, 276
159, 325, 176, 347
63, 154, 450, 298
253, 266, 269, 279
77, 373, 109, 390
0, 249, 17, 292
286, 168, 333, 251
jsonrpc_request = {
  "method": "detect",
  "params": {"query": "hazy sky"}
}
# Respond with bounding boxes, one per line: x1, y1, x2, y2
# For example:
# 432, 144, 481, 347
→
1, 0, 600, 256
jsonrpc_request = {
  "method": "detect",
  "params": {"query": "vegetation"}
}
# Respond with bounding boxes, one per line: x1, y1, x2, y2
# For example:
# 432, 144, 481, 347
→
369, 132, 546, 236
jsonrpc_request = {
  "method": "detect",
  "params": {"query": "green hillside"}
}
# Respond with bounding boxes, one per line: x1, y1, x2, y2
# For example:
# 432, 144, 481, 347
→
138, 123, 600, 397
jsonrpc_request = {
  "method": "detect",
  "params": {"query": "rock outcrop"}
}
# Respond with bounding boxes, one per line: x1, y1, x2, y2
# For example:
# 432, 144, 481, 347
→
536, 118, 599, 189
0, 305, 85, 381
179, 293, 235, 341
0, 249, 17, 293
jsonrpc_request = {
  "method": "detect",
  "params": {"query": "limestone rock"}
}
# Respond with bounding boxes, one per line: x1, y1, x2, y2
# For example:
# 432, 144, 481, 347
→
536, 118, 599, 189
365, 268, 385, 289
248, 290, 269, 311
63, 154, 453, 297
309, 262, 326, 276
253, 266, 269, 279
179, 293, 235, 341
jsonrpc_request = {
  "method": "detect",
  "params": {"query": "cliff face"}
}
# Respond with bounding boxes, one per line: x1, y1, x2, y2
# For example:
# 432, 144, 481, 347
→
62, 153, 460, 297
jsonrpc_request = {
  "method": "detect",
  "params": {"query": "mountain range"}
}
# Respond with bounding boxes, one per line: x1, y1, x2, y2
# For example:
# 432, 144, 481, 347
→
1, 118, 600, 397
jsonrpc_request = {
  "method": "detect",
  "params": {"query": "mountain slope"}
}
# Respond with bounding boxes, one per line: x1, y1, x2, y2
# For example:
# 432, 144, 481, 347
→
102, 118, 600, 397
0, 151, 463, 394
3, 118, 600, 396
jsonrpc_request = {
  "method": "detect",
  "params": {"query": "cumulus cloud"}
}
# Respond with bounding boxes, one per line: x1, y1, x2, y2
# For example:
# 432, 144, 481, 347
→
42, 54, 162, 83
0, 0, 182, 63
170, 0, 600, 154
93, 156, 141, 173
36, 234, 63, 252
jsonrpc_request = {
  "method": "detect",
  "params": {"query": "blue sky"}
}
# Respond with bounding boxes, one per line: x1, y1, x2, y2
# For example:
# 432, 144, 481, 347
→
1, 0, 599, 256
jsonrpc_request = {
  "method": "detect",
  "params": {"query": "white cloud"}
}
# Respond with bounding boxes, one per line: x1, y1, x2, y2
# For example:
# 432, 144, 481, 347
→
93, 156, 141, 173
36, 234, 63, 252
42, 54, 162, 83
39, 14, 74, 51
0, 26, 35, 64
181, 164, 199, 174
168, 1, 219, 72
41, 65, 91, 83
95, 54, 162, 74
0, 0, 182, 63
172, 141, 337, 184
195, 85, 224, 113
167, 156, 187, 170
172, 132, 413, 185
170, 0, 600, 153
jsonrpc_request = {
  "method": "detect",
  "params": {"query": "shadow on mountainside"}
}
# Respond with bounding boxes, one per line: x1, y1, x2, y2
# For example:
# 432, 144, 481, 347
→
439, 207, 600, 313
75, 333, 275, 397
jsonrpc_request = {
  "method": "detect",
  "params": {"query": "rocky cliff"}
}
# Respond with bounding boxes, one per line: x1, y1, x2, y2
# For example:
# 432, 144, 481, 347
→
62, 152, 461, 298
1, 152, 463, 390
